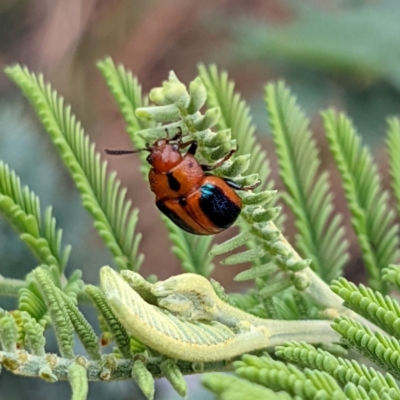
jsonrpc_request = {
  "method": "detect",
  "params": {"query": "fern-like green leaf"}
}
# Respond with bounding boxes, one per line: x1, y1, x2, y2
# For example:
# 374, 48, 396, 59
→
166, 222, 214, 276
322, 110, 400, 293
0, 161, 70, 272
5, 64, 144, 271
277, 341, 400, 397
333, 316, 400, 380
234, 353, 346, 399
202, 373, 293, 400
33, 267, 74, 359
97, 57, 150, 159
331, 277, 400, 339
85, 284, 132, 359
383, 265, 400, 291
198, 64, 271, 187
387, 117, 400, 216
265, 81, 349, 282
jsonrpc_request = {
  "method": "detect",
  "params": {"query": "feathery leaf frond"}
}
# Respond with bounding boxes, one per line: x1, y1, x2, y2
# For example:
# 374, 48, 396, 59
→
0, 161, 70, 272
202, 373, 293, 400
5, 64, 144, 271
198, 64, 271, 187
322, 110, 400, 293
387, 117, 400, 216
277, 341, 400, 397
85, 284, 132, 359
265, 81, 349, 282
33, 267, 74, 358
333, 316, 400, 380
331, 277, 400, 339
383, 265, 400, 291
234, 353, 346, 399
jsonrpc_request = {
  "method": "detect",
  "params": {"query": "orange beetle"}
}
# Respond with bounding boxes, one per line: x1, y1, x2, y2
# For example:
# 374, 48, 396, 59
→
106, 128, 260, 235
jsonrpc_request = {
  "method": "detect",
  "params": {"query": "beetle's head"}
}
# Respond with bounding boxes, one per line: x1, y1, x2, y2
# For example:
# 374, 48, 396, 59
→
105, 127, 186, 171
146, 139, 183, 172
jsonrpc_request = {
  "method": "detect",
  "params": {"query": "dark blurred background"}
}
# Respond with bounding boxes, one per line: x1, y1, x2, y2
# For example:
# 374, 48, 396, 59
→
1, 0, 399, 398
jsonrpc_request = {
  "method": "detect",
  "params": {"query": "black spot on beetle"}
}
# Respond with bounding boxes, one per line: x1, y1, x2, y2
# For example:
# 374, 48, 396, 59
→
167, 172, 181, 191
199, 184, 241, 229
179, 197, 187, 207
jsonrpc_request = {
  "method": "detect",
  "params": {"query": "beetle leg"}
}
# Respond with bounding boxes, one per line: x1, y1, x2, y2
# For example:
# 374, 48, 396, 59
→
183, 141, 198, 155
165, 127, 184, 143
223, 178, 262, 191
201, 147, 238, 171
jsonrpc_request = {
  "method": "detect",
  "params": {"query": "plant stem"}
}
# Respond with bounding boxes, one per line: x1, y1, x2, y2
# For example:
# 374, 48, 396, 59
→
0, 276, 26, 297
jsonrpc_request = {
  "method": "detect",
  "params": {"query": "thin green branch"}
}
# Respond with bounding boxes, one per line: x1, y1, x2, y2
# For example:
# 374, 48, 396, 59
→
0, 276, 26, 297
0, 350, 230, 380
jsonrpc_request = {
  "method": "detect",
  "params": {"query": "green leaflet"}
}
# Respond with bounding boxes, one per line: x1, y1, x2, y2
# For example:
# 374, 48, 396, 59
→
0, 161, 70, 272
277, 341, 400, 397
234, 354, 347, 399
331, 277, 400, 339
265, 81, 349, 282
322, 110, 399, 293
33, 267, 75, 358
85, 284, 132, 359
5, 65, 144, 272
202, 373, 292, 400
68, 363, 89, 400
333, 316, 400, 380
387, 118, 400, 217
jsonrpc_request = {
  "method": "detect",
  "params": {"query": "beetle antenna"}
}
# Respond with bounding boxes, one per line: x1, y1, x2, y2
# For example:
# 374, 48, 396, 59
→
105, 148, 149, 156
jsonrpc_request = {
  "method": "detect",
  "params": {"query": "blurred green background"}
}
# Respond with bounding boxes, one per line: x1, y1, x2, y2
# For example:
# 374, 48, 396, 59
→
1, 0, 399, 398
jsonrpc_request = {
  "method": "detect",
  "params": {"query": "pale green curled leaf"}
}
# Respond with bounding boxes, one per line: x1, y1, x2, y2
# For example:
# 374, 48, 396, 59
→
323, 110, 400, 293
234, 354, 347, 399
132, 360, 155, 400
0, 309, 18, 352
331, 277, 400, 339
0, 161, 71, 272
265, 81, 349, 282
100, 267, 339, 362
61, 293, 101, 360
160, 359, 188, 399
383, 265, 400, 291
68, 363, 89, 400
5, 64, 144, 272
277, 341, 400, 397
85, 284, 132, 359
33, 267, 74, 359
202, 373, 292, 400
333, 316, 400, 380
387, 117, 400, 215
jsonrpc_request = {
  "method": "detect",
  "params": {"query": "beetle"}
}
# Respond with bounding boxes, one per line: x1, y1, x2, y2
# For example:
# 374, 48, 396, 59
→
105, 128, 261, 235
